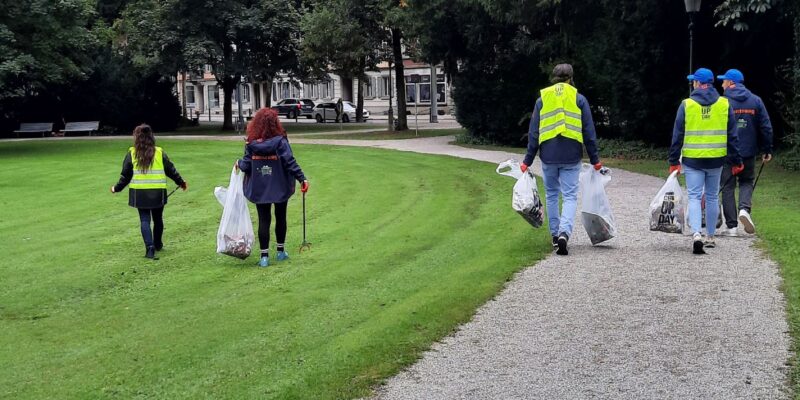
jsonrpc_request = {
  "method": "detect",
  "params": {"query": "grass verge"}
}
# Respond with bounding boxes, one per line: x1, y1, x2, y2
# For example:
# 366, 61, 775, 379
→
604, 157, 800, 397
0, 139, 549, 399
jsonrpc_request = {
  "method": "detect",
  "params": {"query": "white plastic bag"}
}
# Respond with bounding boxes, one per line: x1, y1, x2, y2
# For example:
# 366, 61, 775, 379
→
214, 186, 227, 207
649, 171, 687, 234
579, 164, 617, 245
216, 168, 255, 259
496, 159, 543, 228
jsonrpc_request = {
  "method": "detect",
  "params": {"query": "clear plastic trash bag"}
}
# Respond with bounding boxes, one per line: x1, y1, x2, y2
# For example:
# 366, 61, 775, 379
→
216, 167, 255, 259
579, 163, 617, 245
649, 170, 687, 234
496, 159, 544, 228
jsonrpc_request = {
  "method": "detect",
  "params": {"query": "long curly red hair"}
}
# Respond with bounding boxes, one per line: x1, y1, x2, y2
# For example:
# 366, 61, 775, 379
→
246, 108, 286, 143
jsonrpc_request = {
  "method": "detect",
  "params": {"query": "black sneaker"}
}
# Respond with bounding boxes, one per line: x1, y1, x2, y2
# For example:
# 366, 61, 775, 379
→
552, 236, 559, 250
145, 246, 158, 259
556, 233, 569, 256
692, 233, 705, 255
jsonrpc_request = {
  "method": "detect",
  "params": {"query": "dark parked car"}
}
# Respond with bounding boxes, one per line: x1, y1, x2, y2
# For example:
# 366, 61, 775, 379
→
274, 98, 315, 119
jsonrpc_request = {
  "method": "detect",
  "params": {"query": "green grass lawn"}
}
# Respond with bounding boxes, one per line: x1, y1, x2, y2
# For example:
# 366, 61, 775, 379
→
0, 139, 550, 399
302, 128, 466, 140
604, 157, 800, 397
167, 122, 378, 136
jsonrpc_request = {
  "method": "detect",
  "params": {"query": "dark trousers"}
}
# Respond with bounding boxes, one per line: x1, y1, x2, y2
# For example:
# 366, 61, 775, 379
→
255, 202, 288, 251
720, 156, 756, 228
137, 207, 164, 248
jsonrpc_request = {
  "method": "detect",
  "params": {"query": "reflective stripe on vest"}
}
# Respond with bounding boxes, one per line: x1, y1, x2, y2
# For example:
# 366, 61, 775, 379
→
538, 83, 583, 144
130, 146, 167, 189
682, 97, 729, 159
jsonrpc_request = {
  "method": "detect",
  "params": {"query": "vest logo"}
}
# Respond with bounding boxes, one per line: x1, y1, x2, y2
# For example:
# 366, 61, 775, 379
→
701, 106, 711, 120
259, 165, 273, 176
555, 84, 564, 96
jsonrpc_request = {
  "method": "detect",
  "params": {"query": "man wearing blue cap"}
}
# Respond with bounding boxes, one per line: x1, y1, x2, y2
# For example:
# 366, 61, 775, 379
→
669, 68, 743, 254
716, 69, 774, 237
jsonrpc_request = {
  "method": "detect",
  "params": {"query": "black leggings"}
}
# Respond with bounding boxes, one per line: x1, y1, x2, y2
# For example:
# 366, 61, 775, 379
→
255, 202, 287, 251
137, 207, 164, 248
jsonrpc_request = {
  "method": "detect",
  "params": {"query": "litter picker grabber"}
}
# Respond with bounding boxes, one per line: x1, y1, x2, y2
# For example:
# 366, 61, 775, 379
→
167, 186, 180, 198
751, 159, 767, 193
299, 191, 312, 253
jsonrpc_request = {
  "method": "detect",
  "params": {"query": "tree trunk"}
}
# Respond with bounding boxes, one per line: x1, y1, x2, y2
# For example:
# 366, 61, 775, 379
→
392, 28, 408, 131
264, 75, 273, 108
181, 71, 187, 118
221, 77, 236, 131
356, 61, 365, 123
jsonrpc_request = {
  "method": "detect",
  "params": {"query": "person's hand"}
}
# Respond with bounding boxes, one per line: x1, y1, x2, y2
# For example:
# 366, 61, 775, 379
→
763, 153, 773, 163
110, 186, 116, 194
180, 181, 188, 191
301, 180, 309, 193
520, 163, 528, 173
732, 164, 745, 176
233, 160, 240, 172
669, 164, 681, 176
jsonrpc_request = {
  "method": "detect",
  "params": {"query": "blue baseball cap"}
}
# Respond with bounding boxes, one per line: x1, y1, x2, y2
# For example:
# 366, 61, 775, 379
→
687, 68, 714, 84
717, 69, 744, 83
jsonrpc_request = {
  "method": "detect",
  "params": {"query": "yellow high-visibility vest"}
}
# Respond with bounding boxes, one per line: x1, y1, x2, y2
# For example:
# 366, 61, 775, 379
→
682, 97, 729, 158
538, 83, 583, 144
129, 146, 167, 189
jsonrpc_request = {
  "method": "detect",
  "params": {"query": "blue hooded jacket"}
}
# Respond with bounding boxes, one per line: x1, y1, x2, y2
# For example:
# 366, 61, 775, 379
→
722, 84, 773, 158
669, 86, 742, 169
237, 136, 306, 204
523, 93, 600, 166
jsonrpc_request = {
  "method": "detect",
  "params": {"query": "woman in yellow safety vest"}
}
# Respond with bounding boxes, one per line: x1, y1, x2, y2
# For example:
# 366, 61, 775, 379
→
111, 124, 187, 259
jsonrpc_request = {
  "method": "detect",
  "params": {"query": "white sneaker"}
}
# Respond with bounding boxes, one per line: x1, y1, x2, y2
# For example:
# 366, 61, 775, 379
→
718, 227, 739, 237
738, 210, 755, 234
704, 235, 716, 248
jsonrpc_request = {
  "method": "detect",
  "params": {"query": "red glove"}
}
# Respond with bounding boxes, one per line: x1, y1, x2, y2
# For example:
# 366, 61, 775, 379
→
732, 164, 745, 176
301, 180, 309, 193
593, 163, 603, 171
520, 163, 528, 173
669, 164, 681, 176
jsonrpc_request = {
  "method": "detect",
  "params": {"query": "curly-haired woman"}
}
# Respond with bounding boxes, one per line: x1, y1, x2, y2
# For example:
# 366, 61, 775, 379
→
111, 124, 187, 259
236, 108, 308, 267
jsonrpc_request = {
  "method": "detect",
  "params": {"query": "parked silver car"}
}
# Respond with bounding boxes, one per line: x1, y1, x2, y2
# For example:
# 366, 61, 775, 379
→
312, 100, 369, 123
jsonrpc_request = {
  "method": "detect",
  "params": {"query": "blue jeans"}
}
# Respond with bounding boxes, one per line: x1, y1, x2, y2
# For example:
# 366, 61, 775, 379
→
541, 162, 581, 237
137, 207, 164, 248
683, 165, 722, 236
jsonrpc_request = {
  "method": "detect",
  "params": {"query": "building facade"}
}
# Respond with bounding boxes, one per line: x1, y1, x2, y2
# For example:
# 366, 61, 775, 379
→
177, 60, 452, 120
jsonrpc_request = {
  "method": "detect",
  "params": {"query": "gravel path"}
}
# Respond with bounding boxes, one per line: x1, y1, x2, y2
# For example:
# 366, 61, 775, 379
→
290, 136, 792, 399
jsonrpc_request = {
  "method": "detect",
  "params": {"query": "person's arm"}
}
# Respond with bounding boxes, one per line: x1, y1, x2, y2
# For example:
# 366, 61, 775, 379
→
579, 95, 600, 165
112, 152, 133, 193
668, 102, 686, 166
756, 97, 774, 156
278, 138, 306, 183
523, 98, 542, 166
162, 152, 186, 188
237, 144, 253, 174
726, 105, 742, 166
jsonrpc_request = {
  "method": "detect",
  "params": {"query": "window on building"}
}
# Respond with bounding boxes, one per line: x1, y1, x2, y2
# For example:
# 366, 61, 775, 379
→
380, 76, 391, 98
209, 85, 220, 107
419, 83, 431, 103
437, 83, 446, 103
281, 82, 290, 99
272, 83, 278, 101
241, 85, 250, 103
364, 78, 376, 98
185, 85, 195, 104
406, 84, 416, 103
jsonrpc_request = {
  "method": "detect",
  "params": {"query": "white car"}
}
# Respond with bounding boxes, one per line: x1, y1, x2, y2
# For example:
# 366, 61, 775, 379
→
312, 100, 370, 123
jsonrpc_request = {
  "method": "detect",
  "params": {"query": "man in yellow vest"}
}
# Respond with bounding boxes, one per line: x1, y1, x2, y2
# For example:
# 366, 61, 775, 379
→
521, 64, 605, 256
668, 68, 743, 255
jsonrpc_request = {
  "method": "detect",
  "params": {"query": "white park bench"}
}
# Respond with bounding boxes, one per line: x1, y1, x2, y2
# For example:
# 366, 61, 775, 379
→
63, 121, 100, 136
14, 122, 53, 138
